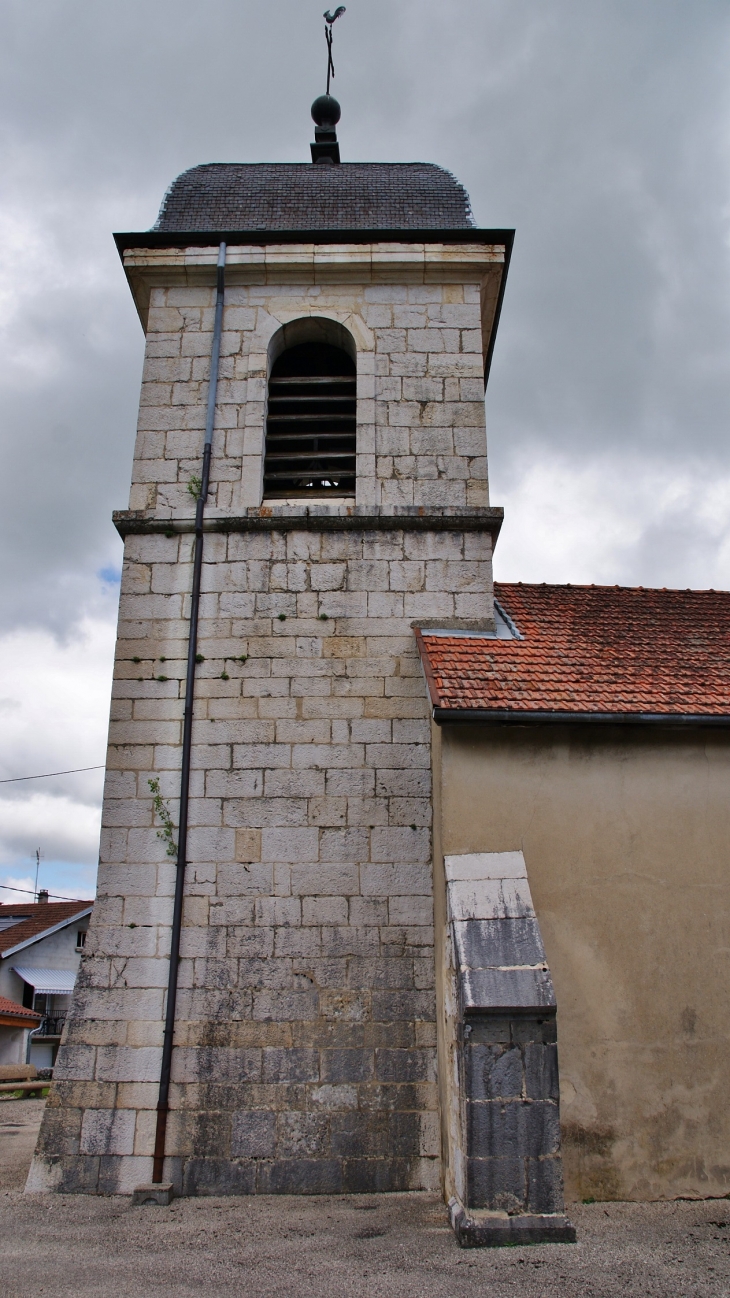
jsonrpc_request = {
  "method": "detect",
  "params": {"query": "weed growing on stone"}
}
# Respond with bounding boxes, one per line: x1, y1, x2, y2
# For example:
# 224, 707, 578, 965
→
148, 778, 177, 859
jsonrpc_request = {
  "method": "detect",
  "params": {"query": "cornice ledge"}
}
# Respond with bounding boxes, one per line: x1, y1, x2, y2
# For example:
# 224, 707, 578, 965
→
113, 506, 504, 538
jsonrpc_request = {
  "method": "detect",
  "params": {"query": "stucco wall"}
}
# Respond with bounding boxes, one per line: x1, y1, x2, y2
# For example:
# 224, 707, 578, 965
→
0, 1026, 27, 1065
0, 922, 87, 1006
435, 721, 730, 1202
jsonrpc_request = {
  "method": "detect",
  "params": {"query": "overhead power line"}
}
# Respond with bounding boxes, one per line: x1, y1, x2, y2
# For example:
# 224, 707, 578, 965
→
0, 765, 105, 785
0, 882, 91, 903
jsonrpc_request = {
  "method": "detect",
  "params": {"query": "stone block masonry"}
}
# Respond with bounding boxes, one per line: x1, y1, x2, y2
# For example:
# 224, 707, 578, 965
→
30, 521, 493, 1195
28, 240, 504, 1197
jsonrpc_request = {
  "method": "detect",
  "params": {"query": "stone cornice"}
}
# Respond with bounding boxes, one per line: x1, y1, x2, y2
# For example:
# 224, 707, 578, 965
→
113, 506, 504, 539
116, 237, 512, 378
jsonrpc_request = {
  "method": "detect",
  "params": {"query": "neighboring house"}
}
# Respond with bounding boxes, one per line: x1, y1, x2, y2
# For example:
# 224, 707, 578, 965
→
0, 996, 41, 1066
0, 899, 92, 1069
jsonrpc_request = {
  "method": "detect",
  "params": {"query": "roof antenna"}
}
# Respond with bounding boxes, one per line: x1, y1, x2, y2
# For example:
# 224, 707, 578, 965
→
311, 8, 345, 165
33, 847, 43, 902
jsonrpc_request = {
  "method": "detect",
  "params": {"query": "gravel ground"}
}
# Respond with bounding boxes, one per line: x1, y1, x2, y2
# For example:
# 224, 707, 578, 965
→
2, 1098, 729, 1297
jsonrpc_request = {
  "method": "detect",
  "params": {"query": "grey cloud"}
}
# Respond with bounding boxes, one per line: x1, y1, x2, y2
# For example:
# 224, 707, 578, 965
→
1, 0, 730, 637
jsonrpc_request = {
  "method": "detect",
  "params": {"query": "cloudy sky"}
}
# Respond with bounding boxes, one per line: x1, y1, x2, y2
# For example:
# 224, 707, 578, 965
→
1, 0, 729, 901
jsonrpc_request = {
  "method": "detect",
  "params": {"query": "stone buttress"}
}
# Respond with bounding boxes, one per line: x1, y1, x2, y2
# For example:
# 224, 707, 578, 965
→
442, 852, 575, 1245
28, 161, 512, 1199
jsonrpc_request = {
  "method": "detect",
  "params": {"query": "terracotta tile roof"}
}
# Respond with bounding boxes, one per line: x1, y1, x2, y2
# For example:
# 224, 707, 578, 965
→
417, 583, 730, 719
0, 995, 41, 1021
0, 902, 92, 957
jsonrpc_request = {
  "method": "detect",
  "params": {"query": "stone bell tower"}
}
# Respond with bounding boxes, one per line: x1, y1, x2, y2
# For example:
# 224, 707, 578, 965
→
28, 95, 568, 1229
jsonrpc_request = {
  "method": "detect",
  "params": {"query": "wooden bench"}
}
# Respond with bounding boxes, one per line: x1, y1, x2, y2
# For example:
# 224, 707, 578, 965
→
0, 1079, 50, 1095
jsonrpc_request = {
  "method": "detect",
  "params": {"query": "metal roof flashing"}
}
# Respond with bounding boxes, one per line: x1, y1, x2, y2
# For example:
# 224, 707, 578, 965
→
418, 603, 521, 641
114, 227, 514, 251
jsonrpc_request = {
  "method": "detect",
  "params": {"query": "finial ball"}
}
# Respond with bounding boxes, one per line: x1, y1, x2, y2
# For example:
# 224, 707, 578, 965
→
311, 94, 341, 128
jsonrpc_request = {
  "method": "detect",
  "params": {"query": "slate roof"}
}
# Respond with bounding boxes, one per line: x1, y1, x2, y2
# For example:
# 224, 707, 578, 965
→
154, 163, 475, 232
0, 995, 41, 1021
417, 583, 730, 718
0, 902, 92, 957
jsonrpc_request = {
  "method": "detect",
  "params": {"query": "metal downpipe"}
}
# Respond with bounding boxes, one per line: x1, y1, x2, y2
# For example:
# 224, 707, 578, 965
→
152, 242, 227, 1183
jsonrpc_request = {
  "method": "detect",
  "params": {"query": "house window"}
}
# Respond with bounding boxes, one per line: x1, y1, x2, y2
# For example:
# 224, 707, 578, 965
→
76, 930, 86, 950
263, 339, 356, 499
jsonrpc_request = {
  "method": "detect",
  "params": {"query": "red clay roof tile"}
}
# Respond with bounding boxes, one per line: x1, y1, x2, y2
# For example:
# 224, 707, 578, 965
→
0, 995, 41, 1020
417, 583, 730, 717
0, 901, 92, 957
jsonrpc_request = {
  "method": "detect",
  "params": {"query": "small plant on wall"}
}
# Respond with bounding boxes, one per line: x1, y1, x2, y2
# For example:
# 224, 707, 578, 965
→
148, 778, 177, 858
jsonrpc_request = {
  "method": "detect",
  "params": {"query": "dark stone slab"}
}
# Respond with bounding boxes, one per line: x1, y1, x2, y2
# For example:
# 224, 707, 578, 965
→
466, 1012, 558, 1045
510, 1013, 557, 1045
461, 967, 556, 1013
527, 1155, 566, 1215
466, 1044, 523, 1101
341, 1157, 413, 1194
525, 1043, 560, 1100
256, 1158, 344, 1195
465, 1156, 526, 1212
330, 1112, 388, 1159
34, 1107, 82, 1158
374, 1048, 432, 1082
466, 1099, 561, 1159
56, 1154, 100, 1194
276, 1112, 330, 1159
182, 1158, 256, 1196
465, 1014, 512, 1044
262, 1048, 319, 1084
387, 1111, 421, 1158
321, 1049, 374, 1084
449, 1197, 576, 1248
452, 918, 546, 971
231, 1110, 276, 1158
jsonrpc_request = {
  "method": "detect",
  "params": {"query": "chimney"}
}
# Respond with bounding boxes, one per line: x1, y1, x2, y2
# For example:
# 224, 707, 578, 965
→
37, 889, 49, 904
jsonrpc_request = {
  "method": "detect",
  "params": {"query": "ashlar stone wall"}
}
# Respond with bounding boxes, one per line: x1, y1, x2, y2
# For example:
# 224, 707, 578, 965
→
126, 241, 503, 517
29, 243, 503, 1196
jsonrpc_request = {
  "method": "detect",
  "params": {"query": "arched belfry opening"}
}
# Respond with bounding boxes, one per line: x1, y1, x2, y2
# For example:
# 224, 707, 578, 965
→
264, 318, 356, 499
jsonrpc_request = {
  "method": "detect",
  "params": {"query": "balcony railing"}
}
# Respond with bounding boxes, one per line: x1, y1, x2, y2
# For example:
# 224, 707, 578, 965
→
35, 1016, 65, 1038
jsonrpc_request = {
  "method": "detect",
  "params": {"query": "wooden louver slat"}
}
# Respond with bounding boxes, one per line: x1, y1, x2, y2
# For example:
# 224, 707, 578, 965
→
263, 363, 356, 499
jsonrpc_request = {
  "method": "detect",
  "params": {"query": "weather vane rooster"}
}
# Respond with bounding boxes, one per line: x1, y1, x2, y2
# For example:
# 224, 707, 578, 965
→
323, 8, 346, 96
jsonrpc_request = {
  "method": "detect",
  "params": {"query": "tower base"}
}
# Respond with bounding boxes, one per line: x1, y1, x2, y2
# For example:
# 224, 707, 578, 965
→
449, 1197, 576, 1248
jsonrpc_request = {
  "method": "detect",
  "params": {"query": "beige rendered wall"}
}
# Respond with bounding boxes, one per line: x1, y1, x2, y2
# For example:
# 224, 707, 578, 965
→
435, 721, 730, 1203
